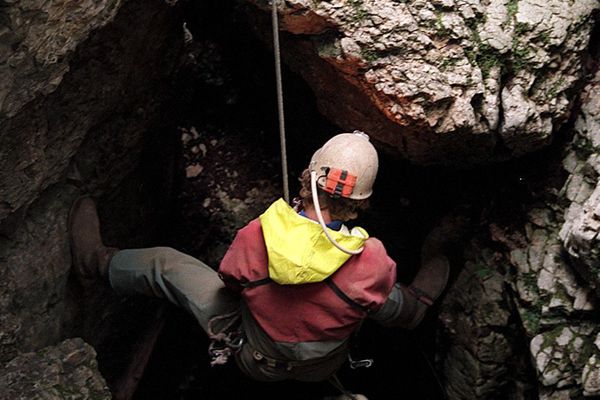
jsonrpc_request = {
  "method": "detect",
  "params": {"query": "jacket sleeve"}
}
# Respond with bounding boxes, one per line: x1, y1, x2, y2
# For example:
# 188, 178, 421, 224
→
218, 219, 267, 293
368, 283, 406, 326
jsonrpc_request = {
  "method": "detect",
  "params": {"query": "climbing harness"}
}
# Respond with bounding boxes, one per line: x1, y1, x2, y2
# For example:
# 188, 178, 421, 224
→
206, 311, 244, 367
271, 0, 290, 203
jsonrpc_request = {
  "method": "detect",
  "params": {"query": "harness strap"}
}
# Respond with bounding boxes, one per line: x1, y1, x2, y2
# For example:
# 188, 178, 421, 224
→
325, 278, 371, 314
239, 276, 369, 314
247, 342, 339, 371
240, 277, 272, 288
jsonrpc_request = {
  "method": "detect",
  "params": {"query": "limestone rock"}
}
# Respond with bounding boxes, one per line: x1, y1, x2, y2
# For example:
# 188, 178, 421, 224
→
583, 351, 600, 396
438, 246, 531, 399
0, 0, 183, 223
583, 333, 600, 397
0, 338, 111, 400
560, 70, 600, 297
0, 185, 77, 363
0, 0, 123, 118
457, 68, 600, 398
0, 0, 183, 364
530, 325, 599, 389
245, 0, 599, 165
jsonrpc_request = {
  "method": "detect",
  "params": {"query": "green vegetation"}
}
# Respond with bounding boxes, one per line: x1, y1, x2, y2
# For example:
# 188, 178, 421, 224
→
547, 77, 566, 99
590, 262, 600, 277
521, 271, 539, 293
511, 41, 532, 72
572, 136, 596, 159
348, 0, 368, 22
474, 263, 494, 279
438, 56, 460, 71
514, 22, 529, 36
541, 325, 564, 349
537, 30, 551, 45
435, 11, 450, 37
522, 308, 541, 334
477, 43, 504, 78
360, 47, 379, 63
507, 0, 519, 21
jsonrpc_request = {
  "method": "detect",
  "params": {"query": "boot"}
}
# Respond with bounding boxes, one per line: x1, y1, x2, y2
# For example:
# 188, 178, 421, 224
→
69, 195, 118, 283
396, 213, 468, 329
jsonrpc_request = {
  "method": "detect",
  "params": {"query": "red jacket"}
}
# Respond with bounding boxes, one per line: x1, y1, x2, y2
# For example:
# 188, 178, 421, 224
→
218, 218, 397, 345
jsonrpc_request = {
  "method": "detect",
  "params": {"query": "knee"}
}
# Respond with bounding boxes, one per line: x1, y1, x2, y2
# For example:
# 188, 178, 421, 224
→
151, 247, 205, 275
152, 247, 186, 270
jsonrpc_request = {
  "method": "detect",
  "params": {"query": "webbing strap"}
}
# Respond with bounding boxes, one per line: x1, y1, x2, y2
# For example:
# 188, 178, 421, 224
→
326, 278, 370, 313
240, 277, 273, 288
240, 276, 369, 314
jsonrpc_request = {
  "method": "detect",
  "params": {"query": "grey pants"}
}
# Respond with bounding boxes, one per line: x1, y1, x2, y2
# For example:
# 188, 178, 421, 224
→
108, 247, 347, 383
109, 247, 239, 332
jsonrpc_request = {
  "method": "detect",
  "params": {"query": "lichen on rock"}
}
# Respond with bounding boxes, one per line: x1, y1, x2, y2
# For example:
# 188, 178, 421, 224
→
559, 70, 600, 299
245, 0, 599, 165
439, 67, 600, 398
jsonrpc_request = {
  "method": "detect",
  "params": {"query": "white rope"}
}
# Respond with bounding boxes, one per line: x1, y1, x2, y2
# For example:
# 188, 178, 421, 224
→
271, 0, 290, 203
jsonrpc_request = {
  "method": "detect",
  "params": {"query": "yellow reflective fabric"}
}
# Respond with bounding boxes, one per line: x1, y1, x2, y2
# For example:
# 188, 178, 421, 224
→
259, 199, 368, 285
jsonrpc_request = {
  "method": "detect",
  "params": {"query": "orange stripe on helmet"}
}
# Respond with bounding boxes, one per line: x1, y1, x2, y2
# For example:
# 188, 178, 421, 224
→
323, 168, 357, 198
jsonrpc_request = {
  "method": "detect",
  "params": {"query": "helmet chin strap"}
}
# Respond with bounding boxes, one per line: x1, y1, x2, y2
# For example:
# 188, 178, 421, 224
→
310, 170, 364, 255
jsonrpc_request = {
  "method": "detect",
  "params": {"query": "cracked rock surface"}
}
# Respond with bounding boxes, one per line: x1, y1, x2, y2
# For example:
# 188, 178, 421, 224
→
438, 70, 600, 399
0, 0, 122, 118
0, 338, 111, 400
559, 70, 600, 300
246, 0, 598, 165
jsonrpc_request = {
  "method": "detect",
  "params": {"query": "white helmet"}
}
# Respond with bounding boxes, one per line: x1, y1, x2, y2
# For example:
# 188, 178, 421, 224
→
307, 131, 379, 255
309, 131, 378, 200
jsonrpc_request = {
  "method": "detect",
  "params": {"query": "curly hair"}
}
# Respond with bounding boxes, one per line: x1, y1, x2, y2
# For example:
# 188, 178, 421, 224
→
298, 169, 369, 222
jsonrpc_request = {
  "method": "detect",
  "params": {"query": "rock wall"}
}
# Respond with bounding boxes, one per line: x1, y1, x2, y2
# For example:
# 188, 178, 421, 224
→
0, 0, 122, 119
244, 0, 599, 165
438, 71, 600, 399
0, 338, 111, 400
0, 0, 183, 364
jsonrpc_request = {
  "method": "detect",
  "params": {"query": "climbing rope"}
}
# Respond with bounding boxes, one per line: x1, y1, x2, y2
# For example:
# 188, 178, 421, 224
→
271, 0, 290, 203
328, 374, 360, 400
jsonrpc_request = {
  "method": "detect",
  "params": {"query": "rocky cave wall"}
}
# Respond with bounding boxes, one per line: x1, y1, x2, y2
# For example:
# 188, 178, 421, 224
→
1, 0, 600, 399
0, 0, 186, 395
438, 70, 600, 399
247, 0, 599, 165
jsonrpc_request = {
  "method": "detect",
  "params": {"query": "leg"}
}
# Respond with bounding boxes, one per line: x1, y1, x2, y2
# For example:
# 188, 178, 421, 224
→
109, 247, 239, 332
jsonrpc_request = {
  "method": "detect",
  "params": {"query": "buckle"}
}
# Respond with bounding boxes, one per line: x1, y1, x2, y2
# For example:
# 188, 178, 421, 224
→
348, 355, 374, 369
228, 334, 245, 351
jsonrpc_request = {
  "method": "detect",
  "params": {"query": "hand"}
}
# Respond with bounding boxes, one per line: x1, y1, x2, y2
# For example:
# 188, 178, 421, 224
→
421, 213, 471, 257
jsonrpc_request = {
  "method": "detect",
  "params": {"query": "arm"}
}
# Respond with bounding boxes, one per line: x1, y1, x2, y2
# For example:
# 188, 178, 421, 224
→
371, 214, 468, 328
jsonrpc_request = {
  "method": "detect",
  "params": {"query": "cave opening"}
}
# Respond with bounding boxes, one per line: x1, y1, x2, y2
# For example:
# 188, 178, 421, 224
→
78, 1, 580, 399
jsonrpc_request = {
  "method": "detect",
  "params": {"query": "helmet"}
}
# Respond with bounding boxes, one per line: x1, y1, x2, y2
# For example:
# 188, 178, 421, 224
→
309, 131, 378, 200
